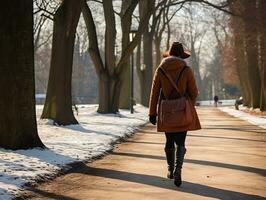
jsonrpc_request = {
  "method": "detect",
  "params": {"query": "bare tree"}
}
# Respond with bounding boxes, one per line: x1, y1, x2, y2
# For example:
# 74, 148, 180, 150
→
178, 4, 206, 99
41, 0, 83, 125
119, 0, 141, 109
82, 0, 154, 113
138, 0, 169, 107
154, 2, 182, 67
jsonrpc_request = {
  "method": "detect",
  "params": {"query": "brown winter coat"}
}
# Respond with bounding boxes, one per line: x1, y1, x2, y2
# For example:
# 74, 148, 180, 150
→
149, 56, 201, 132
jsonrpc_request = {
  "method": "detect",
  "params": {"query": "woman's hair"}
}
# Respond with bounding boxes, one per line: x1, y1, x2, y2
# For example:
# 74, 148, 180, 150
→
162, 50, 169, 58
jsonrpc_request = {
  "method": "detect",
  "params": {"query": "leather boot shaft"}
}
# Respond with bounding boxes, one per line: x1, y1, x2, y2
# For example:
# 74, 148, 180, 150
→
164, 148, 175, 179
174, 146, 186, 187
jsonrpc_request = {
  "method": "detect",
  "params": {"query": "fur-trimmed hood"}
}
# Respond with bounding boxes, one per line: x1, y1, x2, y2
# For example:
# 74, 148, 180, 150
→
159, 56, 187, 71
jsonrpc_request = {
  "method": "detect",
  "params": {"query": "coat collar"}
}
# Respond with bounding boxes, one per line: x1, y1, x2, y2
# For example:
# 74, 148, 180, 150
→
159, 56, 186, 70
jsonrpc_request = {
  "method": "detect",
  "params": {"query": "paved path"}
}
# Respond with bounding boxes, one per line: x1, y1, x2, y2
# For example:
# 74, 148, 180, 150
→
26, 107, 266, 200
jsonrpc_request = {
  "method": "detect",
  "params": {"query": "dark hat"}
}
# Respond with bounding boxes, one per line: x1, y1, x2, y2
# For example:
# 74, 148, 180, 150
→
167, 42, 190, 59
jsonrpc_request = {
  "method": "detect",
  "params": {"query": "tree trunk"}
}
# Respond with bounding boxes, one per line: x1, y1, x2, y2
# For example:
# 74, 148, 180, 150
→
97, 71, 121, 113
137, 0, 155, 107
0, 0, 44, 149
235, 36, 251, 106
229, 1, 251, 106
154, 36, 162, 68
190, 41, 202, 99
119, 0, 139, 109
260, 42, 266, 110
118, 1, 130, 109
166, 22, 171, 50
41, 0, 83, 125
136, 41, 142, 103
140, 29, 153, 106
243, 0, 261, 108
259, 0, 266, 111
83, 0, 154, 113
119, 62, 130, 109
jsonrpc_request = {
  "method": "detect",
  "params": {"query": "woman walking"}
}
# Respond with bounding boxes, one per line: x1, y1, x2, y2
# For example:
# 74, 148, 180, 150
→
149, 42, 201, 187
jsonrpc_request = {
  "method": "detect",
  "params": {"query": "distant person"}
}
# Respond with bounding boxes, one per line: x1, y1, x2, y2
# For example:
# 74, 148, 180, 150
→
214, 95, 219, 107
149, 42, 201, 187
235, 96, 243, 110
72, 103, 78, 116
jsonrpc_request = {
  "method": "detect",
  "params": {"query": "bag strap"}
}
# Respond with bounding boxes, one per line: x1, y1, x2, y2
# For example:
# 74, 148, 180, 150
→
160, 66, 187, 97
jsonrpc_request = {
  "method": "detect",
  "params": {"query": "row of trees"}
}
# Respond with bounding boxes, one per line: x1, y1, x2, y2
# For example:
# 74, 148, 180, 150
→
229, 0, 266, 111
0, 0, 236, 149
39, 0, 233, 125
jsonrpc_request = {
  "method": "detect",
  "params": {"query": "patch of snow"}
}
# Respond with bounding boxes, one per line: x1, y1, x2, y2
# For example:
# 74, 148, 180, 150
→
0, 104, 148, 200
219, 106, 266, 129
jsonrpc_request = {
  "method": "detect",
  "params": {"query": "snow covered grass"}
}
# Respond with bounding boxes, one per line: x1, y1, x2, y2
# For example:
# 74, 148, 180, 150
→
219, 106, 266, 129
0, 104, 148, 200
199, 99, 235, 106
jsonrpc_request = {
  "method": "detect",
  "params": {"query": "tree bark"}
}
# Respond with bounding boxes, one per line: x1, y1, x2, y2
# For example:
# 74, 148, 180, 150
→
190, 41, 202, 99
229, 0, 251, 106
136, 41, 142, 102
140, 28, 153, 107
41, 0, 83, 125
97, 71, 121, 113
154, 36, 162, 68
119, 0, 138, 109
258, 0, 266, 111
138, 0, 156, 107
0, 0, 44, 149
243, 0, 261, 108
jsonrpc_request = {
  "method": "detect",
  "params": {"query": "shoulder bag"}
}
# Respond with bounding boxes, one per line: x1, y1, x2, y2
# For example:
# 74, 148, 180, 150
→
159, 66, 193, 128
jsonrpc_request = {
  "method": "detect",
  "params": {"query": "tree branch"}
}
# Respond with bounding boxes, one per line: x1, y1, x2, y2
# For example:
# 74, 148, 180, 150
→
82, 1, 104, 76
103, 0, 116, 75
115, 0, 155, 75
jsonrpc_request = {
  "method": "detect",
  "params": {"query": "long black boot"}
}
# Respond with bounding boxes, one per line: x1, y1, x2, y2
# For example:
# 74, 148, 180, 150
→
174, 146, 186, 187
164, 148, 175, 179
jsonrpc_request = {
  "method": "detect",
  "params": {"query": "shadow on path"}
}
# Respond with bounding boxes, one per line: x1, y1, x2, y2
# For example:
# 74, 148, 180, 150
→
110, 152, 266, 177
75, 164, 265, 200
25, 188, 79, 200
188, 134, 266, 143
203, 126, 266, 134
126, 140, 165, 145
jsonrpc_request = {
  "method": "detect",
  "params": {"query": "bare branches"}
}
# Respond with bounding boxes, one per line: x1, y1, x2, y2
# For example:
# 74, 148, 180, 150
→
116, 0, 155, 75
88, 0, 102, 4
120, 0, 140, 50
82, 1, 104, 76
34, 7, 54, 17
34, 33, 52, 52
34, 0, 57, 19
33, 0, 56, 51
168, 0, 236, 16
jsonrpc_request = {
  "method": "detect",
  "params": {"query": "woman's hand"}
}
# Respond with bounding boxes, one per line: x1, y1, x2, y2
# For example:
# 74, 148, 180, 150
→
149, 115, 157, 125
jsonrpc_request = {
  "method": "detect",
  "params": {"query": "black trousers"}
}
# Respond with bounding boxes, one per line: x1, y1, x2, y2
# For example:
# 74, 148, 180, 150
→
165, 131, 187, 149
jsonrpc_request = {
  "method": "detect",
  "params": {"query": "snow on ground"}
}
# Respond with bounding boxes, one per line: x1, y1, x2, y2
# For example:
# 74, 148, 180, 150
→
220, 106, 266, 129
0, 104, 148, 200
199, 99, 235, 106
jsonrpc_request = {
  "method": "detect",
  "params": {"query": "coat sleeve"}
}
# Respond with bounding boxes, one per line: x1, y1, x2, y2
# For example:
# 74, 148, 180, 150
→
149, 68, 161, 116
186, 67, 199, 105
